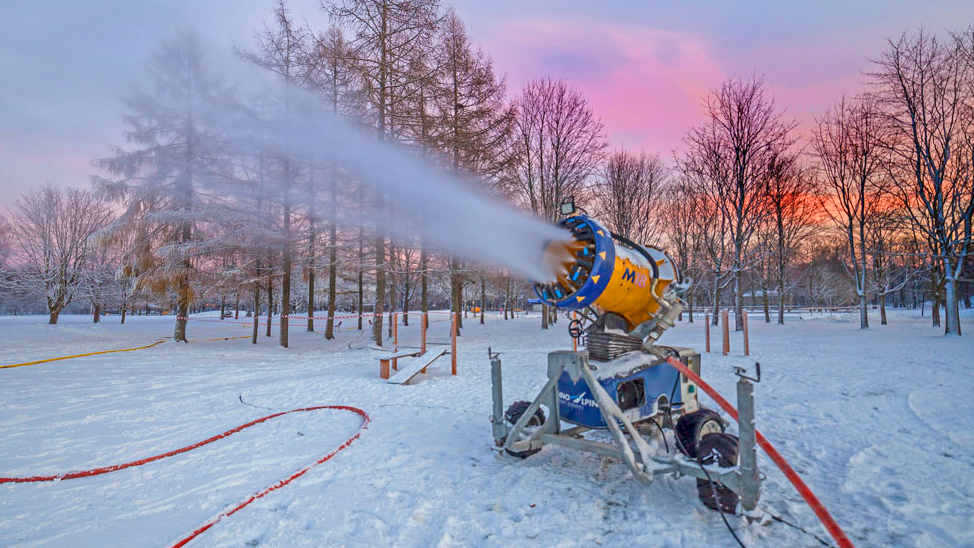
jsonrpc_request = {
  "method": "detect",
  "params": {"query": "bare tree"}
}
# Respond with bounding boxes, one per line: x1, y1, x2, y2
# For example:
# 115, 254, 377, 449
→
593, 149, 668, 245
812, 95, 887, 329
683, 76, 795, 330
503, 77, 606, 329
6, 186, 112, 324
867, 209, 911, 324
765, 151, 818, 324
677, 126, 734, 326
872, 29, 973, 335
660, 179, 703, 321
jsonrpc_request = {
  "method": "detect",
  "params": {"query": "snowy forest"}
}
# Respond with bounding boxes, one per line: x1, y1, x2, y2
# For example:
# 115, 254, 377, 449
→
1, 0, 973, 343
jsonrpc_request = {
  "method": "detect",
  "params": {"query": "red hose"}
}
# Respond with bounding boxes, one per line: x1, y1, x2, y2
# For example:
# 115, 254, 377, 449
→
667, 357, 854, 548
1, 406, 370, 547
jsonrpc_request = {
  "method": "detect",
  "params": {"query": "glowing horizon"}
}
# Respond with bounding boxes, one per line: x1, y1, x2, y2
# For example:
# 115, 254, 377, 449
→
1, 0, 971, 205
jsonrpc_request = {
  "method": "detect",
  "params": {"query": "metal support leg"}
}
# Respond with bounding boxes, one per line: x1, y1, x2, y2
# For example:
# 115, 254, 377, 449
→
490, 350, 508, 446
737, 376, 761, 510
503, 366, 563, 454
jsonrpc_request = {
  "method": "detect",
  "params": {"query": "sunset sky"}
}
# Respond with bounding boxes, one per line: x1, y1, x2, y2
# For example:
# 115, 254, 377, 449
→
1, 0, 972, 204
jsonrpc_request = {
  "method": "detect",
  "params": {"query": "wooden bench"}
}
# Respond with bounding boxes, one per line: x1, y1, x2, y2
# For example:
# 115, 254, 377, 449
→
378, 350, 421, 380
386, 349, 448, 385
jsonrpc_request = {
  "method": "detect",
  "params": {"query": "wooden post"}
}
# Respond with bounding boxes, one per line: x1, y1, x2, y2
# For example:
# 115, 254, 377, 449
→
420, 312, 427, 354
451, 312, 458, 375
705, 312, 711, 353
721, 310, 730, 356
743, 310, 750, 357
392, 312, 399, 371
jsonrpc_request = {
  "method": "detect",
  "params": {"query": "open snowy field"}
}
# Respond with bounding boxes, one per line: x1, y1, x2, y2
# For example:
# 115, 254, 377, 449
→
1, 309, 973, 547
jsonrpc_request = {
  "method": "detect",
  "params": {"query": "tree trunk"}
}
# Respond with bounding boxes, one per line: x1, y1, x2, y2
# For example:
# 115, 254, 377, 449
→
266, 274, 273, 337
49, 307, 61, 325
403, 276, 411, 326
859, 292, 868, 329
762, 287, 770, 323
480, 278, 485, 325
541, 303, 549, 330
120, 304, 127, 324
733, 268, 743, 331
93, 303, 101, 323
252, 282, 261, 344
388, 243, 397, 339
280, 238, 291, 347
880, 293, 888, 325
324, 210, 338, 339
388, 264, 397, 339
357, 230, 364, 331
777, 275, 786, 325
175, 276, 189, 342
307, 266, 315, 332
711, 285, 721, 325
372, 235, 385, 346
944, 276, 961, 336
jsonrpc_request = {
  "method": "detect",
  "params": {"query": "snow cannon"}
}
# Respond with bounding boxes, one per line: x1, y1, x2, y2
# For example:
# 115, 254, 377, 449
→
490, 201, 765, 520
533, 214, 686, 345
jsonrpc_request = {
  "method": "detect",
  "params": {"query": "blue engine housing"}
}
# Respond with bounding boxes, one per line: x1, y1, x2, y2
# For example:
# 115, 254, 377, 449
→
557, 357, 684, 428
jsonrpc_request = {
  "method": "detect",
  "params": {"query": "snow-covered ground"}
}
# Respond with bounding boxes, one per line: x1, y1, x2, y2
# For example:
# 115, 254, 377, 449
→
1, 309, 972, 547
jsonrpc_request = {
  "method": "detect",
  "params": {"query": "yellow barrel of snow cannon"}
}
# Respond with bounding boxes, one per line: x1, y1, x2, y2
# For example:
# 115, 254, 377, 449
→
533, 215, 681, 332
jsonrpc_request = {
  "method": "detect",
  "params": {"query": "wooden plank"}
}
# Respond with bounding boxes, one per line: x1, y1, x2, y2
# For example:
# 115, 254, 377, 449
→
387, 349, 447, 385
377, 350, 421, 361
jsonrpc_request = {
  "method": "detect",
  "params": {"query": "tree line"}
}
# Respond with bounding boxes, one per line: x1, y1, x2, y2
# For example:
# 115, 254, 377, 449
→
0, 2, 971, 340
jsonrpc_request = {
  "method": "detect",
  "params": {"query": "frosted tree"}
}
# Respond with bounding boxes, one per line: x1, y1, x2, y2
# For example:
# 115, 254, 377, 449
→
309, 25, 357, 339
431, 8, 513, 332
328, 0, 441, 345
6, 186, 112, 324
872, 29, 973, 336
811, 95, 887, 329
237, 0, 316, 347
94, 30, 235, 342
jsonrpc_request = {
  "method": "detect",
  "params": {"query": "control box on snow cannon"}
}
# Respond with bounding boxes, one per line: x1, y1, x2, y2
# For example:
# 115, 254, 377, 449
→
557, 347, 701, 429
490, 205, 763, 518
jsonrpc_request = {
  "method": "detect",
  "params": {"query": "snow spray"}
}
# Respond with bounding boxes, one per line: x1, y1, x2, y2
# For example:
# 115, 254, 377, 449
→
226, 85, 570, 282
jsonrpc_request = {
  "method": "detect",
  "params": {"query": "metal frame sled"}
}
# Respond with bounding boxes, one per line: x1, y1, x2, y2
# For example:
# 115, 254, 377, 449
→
490, 349, 763, 513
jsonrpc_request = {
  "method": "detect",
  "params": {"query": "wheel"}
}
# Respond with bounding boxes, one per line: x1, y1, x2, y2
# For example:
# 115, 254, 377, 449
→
696, 433, 740, 513
504, 401, 545, 459
675, 408, 724, 458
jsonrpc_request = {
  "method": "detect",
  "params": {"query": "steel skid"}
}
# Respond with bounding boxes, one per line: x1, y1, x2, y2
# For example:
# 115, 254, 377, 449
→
490, 349, 763, 511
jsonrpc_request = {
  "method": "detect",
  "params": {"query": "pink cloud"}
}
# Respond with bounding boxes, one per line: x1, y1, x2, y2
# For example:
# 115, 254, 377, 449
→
474, 16, 877, 158
481, 18, 724, 155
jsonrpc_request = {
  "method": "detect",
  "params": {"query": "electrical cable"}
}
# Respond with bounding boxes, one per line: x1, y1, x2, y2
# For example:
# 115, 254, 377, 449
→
767, 511, 833, 547
646, 417, 669, 453
609, 232, 660, 280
